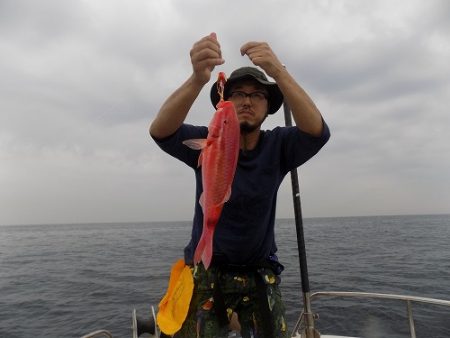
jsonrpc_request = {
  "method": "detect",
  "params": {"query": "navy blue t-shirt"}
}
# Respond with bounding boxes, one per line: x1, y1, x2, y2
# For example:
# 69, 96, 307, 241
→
153, 122, 330, 266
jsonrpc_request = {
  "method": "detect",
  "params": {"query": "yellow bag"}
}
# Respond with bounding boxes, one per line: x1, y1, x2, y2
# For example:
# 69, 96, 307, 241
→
157, 259, 194, 335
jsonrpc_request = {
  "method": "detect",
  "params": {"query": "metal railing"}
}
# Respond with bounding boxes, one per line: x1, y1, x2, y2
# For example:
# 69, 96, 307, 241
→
291, 291, 450, 338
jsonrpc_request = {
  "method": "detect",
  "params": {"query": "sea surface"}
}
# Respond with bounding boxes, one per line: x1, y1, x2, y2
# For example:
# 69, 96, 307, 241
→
1, 214, 449, 338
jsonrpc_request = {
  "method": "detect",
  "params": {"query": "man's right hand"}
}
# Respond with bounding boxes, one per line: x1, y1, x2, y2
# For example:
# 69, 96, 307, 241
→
150, 33, 224, 139
190, 32, 225, 86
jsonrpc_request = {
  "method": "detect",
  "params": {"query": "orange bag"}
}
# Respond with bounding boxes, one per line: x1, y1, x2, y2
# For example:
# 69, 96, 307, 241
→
157, 259, 194, 335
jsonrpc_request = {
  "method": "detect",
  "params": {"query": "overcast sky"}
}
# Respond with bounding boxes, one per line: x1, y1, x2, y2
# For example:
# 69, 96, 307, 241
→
1, 0, 449, 226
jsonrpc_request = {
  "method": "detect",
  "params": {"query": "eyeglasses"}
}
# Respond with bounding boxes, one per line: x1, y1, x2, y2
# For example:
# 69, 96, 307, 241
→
229, 91, 268, 104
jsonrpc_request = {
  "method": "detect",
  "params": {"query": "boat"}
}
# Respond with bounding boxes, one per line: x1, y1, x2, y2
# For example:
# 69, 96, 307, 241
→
79, 289, 450, 338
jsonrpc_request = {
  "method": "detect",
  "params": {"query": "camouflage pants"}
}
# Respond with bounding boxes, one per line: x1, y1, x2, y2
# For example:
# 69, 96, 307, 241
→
174, 264, 288, 338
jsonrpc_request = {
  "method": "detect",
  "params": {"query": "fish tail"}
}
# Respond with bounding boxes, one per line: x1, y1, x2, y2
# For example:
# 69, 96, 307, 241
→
193, 234, 205, 266
194, 224, 214, 269
201, 231, 213, 269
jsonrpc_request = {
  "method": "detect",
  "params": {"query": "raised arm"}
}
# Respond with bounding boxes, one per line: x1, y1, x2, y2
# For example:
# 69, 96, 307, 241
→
149, 33, 224, 139
240, 42, 324, 137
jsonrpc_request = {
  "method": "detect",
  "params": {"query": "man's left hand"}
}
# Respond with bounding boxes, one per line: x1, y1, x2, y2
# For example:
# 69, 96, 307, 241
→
240, 41, 284, 79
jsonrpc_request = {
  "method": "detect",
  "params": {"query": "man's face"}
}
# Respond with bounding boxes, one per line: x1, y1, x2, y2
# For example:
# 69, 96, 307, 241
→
228, 80, 269, 134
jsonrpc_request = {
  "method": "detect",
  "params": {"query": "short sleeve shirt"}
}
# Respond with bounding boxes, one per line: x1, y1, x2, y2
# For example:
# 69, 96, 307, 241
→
153, 121, 330, 265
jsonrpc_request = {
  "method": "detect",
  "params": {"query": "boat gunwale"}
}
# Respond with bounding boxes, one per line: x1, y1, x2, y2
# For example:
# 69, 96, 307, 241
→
310, 291, 450, 307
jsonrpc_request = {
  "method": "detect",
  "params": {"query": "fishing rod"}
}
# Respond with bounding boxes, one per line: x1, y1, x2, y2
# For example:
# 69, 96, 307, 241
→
282, 98, 320, 338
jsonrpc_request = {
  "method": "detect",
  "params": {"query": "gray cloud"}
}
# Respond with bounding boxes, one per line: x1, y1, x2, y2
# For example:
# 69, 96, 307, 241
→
1, 0, 449, 225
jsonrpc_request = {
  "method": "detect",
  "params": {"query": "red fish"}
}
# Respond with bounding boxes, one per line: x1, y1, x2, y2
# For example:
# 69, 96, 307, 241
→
183, 72, 240, 269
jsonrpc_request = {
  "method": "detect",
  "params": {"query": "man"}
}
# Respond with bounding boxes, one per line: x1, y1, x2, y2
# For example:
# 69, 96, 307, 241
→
150, 33, 330, 338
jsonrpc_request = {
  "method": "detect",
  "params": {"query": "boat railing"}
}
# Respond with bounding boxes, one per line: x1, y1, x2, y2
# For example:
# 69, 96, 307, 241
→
291, 291, 450, 338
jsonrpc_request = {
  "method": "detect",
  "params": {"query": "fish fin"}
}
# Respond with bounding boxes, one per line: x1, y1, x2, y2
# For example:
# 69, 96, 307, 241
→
221, 187, 232, 204
199, 193, 204, 210
182, 139, 207, 150
197, 152, 203, 168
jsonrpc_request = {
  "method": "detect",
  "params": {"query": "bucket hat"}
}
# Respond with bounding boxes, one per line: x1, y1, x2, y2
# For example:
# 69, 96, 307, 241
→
210, 67, 284, 114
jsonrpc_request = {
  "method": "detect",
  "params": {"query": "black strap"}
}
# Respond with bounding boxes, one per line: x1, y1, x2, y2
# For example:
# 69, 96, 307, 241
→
212, 271, 230, 328
254, 271, 275, 338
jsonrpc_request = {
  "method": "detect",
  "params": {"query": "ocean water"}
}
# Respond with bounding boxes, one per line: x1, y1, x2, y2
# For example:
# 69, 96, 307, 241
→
1, 214, 449, 338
